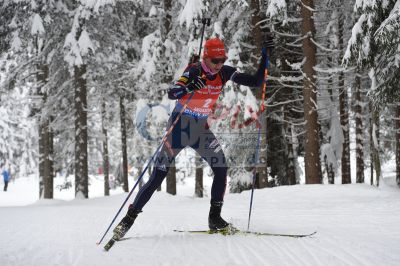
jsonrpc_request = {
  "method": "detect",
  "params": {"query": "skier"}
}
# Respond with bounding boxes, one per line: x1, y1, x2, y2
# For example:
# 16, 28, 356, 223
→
113, 36, 274, 239
2, 166, 11, 192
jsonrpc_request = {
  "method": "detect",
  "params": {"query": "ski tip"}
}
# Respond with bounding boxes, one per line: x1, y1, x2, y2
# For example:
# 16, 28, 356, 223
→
96, 242, 100, 245
294, 231, 317, 238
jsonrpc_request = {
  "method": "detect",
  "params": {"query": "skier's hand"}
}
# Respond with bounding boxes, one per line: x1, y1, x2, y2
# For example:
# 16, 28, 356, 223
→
186, 76, 206, 93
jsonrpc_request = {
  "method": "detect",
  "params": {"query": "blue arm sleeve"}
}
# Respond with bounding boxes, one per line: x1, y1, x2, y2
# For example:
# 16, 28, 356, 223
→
225, 55, 267, 87
168, 65, 199, 100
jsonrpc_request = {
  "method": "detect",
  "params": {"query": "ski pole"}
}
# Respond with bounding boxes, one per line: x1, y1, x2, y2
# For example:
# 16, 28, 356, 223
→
198, 18, 210, 58
97, 18, 211, 245
247, 53, 270, 231
189, 18, 210, 64
97, 93, 195, 245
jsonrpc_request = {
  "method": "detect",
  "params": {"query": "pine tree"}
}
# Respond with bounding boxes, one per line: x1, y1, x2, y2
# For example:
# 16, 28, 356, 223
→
345, 0, 400, 186
265, 0, 304, 186
0, 1, 64, 195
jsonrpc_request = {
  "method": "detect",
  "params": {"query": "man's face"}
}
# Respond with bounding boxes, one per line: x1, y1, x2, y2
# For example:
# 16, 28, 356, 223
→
204, 57, 226, 73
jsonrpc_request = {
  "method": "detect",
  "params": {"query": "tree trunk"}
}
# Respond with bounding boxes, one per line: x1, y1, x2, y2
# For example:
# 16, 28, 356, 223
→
74, 64, 89, 198
396, 104, 400, 188
327, 49, 335, 184
162, 0, 172, 40
285, 116, 296, 185
38, 121, 45, 198
37, 63, 53, 199
42, 117, 53, 199
137, 166, 144, 189
101, 99, 110, 196
338, 13, 351, 184
301, 0, 321, 184
166, 161, 177, 195
120, 96, 129, 192
267, 115, 286, 185
339, 80, 351, 184
162, 0, 177, 192
371, 108, 381, 186
49, 115, 54, 195
195, 155, 203, 197
280, 40, 298, 186
369, 102, 374, 185
325, 156, 335, 184
250, 0, 268, 188
355, 73, 365, 183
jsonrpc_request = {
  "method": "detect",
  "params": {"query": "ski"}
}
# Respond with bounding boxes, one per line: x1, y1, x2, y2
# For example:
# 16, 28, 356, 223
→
103, 228, 315, 251
173, 229, 316, 238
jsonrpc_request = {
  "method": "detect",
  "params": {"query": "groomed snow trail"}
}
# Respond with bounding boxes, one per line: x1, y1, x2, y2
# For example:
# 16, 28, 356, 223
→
1, 184, 400, 266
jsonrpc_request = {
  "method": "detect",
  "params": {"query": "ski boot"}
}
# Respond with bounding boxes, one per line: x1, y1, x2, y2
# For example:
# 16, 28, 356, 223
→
208, 201, 236, 234
113, 208, 140, 240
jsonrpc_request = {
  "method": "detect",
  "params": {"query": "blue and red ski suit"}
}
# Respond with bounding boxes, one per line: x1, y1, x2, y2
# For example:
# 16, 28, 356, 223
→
131, 55, 267, 212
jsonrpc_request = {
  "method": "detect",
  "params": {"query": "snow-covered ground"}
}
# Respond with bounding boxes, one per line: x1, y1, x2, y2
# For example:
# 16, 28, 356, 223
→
1, 170, 400, 266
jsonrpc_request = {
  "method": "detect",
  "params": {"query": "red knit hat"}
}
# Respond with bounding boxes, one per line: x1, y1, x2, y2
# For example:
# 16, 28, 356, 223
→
203, 38, 227, 59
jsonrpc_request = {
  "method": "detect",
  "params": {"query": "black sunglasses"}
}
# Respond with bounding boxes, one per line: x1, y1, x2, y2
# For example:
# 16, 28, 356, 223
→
210, 58, 226, 64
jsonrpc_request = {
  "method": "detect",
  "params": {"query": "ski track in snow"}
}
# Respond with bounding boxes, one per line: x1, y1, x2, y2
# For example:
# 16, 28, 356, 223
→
1, 182, 400, 266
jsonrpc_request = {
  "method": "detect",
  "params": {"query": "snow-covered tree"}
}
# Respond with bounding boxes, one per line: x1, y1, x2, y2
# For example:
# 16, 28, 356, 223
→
345, 0, 400, 186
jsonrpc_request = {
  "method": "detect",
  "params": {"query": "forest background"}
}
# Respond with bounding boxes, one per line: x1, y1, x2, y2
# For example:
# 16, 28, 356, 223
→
0, 0, 399, 200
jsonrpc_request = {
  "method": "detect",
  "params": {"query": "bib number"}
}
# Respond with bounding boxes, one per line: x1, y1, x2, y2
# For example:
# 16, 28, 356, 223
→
203, 99, 213, 108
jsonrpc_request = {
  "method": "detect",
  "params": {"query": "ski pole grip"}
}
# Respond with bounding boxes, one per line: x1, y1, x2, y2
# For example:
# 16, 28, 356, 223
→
201, 18, 211, 26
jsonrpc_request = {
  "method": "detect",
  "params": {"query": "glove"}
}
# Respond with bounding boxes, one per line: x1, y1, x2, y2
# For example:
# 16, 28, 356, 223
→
186, 76, 206, 93
262, 29, 274, 56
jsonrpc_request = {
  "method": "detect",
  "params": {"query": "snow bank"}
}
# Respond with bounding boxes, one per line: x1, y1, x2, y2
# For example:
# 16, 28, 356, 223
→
1, 182, 400, 266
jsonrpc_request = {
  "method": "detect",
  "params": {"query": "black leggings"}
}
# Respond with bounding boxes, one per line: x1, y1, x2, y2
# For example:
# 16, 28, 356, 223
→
131, 112, 228, 212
